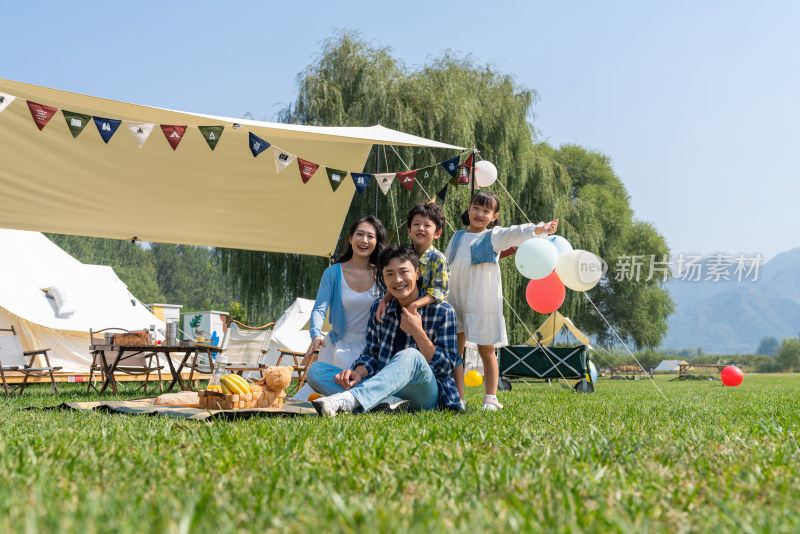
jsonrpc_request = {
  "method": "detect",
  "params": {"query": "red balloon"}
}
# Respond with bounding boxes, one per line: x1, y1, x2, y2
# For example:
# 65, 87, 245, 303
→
720, 365, 744, 386
525, 271, 565, 314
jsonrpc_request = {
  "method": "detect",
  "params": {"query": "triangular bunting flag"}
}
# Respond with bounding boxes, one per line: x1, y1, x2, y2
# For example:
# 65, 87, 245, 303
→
161, 125, 187, 150
61, 110, 92, 138
397, 170, 417, 192
126, 122, 155, 148
463, 152, 474, 170
93, 116, 122, 143
351, 173, 372, 194
0, 92, 16, 114
27, 101, 58, 131
273, 148, 296, 173
436, 183, 449, 203
441, 156, 460, 178
418, 165, 436, 181
297, 158, 319, 183
449, 175, 459, 186
376, 173, 395, 195
249, 132, 270, 157
198, 126, 224, 150
325, 168, 348, 192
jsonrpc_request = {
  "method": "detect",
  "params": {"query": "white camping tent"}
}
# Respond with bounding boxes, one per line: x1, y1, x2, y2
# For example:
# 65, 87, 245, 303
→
0, 229, 164, 372
261, 298, 319, 367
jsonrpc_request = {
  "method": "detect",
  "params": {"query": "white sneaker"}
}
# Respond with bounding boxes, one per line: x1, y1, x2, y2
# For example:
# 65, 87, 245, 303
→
371, 395, 411, 413
311, 392, 358, 418
481, 397, 503, 411
459, 399, 467, 410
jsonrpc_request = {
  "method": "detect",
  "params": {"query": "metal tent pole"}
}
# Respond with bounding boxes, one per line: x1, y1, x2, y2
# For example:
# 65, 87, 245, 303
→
470, 149, 476, 199
374, 145, 380, 216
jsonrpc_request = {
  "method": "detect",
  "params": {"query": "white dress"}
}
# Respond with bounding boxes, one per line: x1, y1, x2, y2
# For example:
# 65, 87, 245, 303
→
317, 274, 378, 369
445, 223, 542, 347
294, 271, 378, 401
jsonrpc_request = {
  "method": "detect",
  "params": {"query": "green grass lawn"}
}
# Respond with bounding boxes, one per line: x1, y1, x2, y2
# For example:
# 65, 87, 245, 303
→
1, 374, 799, 533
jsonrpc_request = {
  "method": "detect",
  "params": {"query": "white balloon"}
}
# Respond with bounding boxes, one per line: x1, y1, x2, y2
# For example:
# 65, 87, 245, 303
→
515, 238, 558, 280
546, 235, 573, 256
474, 160, 498, 187
556, 250, 606, 291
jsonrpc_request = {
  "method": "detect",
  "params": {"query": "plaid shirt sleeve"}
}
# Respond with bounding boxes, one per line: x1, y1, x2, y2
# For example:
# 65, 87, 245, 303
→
420, 302, 461, 410
352, 300, 382, 377
426, 303, 458, 379
421, 248, 449, 303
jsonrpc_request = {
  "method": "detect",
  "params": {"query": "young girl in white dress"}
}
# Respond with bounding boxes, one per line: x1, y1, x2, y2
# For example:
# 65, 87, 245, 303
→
293, 216, 386, 401
445, 191, 558, 411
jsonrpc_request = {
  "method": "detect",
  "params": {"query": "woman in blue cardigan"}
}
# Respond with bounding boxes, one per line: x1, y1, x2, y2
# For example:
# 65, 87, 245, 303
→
294, 216, 386, 400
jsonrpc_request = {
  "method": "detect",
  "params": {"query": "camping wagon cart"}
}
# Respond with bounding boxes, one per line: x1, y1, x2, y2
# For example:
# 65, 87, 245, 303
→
497, 343, 594, 393
496, 311, 596, 393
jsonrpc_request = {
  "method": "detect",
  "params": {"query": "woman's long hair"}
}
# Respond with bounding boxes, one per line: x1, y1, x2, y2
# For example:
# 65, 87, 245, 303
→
335, 215, 387, 265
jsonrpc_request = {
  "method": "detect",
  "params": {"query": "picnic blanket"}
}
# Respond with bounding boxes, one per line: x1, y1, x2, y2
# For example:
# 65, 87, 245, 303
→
29, 397, 317, 421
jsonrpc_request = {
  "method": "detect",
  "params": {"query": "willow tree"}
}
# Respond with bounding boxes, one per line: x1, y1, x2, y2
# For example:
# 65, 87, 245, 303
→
221, 31, 673, 348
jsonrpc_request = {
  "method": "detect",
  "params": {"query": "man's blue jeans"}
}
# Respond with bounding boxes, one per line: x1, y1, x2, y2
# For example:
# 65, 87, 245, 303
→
306, 348, 440, 412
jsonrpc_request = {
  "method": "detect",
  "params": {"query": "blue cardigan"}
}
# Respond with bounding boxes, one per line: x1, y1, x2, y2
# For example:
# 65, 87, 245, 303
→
309, 263, 345, 343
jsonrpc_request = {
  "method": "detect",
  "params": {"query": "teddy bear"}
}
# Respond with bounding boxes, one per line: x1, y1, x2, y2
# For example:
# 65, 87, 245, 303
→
255, 365, 293, 391
251, 365, 293, 408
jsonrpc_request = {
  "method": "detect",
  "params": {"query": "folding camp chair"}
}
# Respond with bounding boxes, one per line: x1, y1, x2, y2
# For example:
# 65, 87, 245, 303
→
498, 344, 594, 393
220, 320, 275, 380
184, 319, 275, 386
88, 328, 164, 394
0, 326, 62, 396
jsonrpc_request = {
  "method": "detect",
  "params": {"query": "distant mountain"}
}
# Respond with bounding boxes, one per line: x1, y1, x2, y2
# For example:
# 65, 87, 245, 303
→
661, 248, 800, 354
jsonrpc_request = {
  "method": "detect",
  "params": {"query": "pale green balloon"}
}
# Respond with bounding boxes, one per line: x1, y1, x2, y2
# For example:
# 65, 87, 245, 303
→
514, 238, 558, 280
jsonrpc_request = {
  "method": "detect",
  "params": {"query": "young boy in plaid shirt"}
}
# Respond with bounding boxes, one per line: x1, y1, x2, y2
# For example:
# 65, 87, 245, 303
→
375, 201, 449, 320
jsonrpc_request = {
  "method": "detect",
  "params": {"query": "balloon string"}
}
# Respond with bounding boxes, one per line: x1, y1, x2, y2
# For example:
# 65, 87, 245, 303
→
583, 293, 669, 402
493, 177, 533, 224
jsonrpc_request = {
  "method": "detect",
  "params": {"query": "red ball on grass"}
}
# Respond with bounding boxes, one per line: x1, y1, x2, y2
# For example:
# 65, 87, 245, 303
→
720, 365, 743, 387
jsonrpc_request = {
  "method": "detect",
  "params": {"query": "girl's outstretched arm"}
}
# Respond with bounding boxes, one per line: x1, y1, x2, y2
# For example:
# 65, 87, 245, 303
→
490, 220, 557, 251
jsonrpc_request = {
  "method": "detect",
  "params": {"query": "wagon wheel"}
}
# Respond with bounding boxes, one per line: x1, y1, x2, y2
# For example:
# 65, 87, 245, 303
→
498, 378, 512, 391
574, 378, 594, 393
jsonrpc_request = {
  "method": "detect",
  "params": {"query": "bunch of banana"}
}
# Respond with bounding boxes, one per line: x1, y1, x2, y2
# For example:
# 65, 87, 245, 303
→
219, 374, 252, 395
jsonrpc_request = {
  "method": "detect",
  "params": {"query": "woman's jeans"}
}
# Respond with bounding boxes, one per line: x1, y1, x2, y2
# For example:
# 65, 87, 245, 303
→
306, 348, 440, 412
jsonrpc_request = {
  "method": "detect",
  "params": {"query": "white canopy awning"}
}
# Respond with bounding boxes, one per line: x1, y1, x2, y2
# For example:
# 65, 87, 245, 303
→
0, 78, 463, 256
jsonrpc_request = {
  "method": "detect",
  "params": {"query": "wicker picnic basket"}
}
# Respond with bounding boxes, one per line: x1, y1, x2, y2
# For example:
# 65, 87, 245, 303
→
198, 384, 286, 410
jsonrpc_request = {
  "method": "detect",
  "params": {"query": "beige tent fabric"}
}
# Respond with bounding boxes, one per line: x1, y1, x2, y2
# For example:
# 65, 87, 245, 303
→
0, 78, 463, 256
524, 311, 592, 347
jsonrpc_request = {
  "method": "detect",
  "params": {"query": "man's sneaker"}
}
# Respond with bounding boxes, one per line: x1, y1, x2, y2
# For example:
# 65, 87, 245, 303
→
370, 395, 411, 413
311, 392, 358, 418
481, 397, 503, 411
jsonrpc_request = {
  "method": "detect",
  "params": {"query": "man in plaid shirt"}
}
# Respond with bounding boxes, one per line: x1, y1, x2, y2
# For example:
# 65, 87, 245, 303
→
307, 244, 462, 416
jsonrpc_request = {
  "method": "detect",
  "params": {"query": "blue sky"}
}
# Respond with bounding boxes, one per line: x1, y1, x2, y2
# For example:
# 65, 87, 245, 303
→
4, 1, 797, 261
